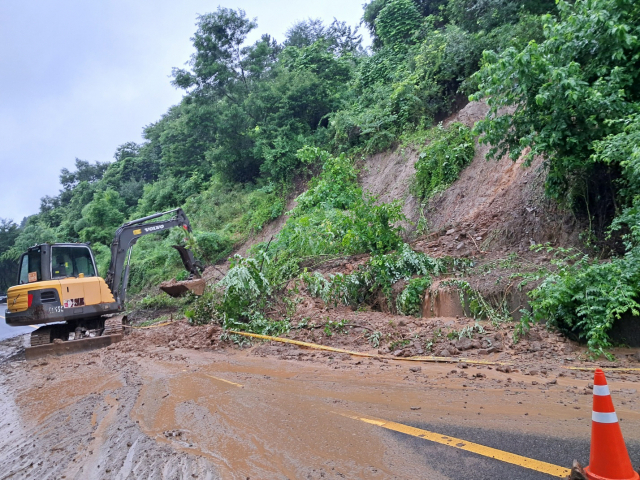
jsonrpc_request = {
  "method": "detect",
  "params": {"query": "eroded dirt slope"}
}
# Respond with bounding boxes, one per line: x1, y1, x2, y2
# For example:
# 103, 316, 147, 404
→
360, 101, 583, 258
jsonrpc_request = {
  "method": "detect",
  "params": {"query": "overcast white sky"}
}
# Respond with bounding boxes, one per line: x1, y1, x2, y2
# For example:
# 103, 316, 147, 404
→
0, 0, 369, 222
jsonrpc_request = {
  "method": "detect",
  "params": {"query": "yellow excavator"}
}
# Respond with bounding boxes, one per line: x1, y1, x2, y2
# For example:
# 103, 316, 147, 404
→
5, 208, 203, 357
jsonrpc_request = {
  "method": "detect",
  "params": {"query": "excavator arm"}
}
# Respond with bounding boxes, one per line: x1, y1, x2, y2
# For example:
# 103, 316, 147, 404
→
104, 208, 203, 305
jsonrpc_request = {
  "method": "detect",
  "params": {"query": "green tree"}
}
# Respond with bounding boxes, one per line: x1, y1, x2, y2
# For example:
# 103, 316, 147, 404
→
375, 0, 423, 49
171, 8, 259, 95
78, 189, 127, 244
2, 221, 58, 262
446, 0, 556, 33
59, 159, 109, 196
0, 219, 19, 292
471, 0, 640, 202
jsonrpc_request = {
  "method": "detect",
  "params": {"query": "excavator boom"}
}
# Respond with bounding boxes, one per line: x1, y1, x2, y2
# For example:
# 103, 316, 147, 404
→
105, 207, 203, 304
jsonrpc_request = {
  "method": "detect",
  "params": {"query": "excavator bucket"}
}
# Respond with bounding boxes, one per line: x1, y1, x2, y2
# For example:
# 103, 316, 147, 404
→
159, 277, 206, 297
159, 245, 206, 297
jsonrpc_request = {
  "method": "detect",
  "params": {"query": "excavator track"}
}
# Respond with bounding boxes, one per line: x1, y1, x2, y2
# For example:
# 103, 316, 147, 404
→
24, 316, 127, 361
103, 315, 127, 335
30, 327, 52, 347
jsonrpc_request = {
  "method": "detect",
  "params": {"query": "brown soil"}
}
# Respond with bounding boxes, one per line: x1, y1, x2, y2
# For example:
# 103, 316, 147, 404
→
1, 324, 639, 479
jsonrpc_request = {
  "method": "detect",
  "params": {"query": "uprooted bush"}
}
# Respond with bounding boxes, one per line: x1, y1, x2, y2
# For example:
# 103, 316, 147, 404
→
396, 277, 432, 316
301, 243, 448, 312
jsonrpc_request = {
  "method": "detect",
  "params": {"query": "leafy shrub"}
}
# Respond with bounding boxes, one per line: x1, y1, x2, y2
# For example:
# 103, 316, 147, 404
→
222, 311, 291, 337
185, 288, 220, 325
216, 255, 272, 324
193, 231, 233, 264
520, 246, 640, 358
411, 122, 475, 199
396, 277, 431, 316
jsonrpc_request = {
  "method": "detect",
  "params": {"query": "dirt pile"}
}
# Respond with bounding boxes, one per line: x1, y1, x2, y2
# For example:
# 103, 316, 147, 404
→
131, 321, 224, 352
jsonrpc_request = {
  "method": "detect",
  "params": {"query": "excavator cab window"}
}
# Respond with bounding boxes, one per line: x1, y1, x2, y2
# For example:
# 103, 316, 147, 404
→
18, 248, 42, 284
51, 246, 96, 279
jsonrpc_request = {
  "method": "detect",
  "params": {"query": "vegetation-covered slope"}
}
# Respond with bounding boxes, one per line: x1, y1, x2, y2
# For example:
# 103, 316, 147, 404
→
2, 0, 639, 355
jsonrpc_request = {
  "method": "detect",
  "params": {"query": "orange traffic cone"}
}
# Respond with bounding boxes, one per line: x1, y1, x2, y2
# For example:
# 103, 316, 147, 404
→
584, 368, 639, 480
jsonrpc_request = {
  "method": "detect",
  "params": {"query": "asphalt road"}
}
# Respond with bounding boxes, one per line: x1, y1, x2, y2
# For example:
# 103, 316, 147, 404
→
2, 327, 639, 478
0, 304, 33, 341
395, 420, 639, 479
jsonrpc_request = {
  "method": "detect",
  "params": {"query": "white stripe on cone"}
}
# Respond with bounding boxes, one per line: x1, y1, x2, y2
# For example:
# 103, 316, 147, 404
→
592, 411, 618, 424
593, 385, 610, 396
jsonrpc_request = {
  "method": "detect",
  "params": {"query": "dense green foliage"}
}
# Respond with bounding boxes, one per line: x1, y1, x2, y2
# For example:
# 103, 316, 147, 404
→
521, 115, 640, 356
189, 148, 409, 326
468, 0, 640, 353
1, 1, 556, 294
302, 244, 446, 310
411, 122, 475, 199
471, 0, 640, 204
3, 0, 637, 357
0, 219, 19, 292
397, 277, 432, 316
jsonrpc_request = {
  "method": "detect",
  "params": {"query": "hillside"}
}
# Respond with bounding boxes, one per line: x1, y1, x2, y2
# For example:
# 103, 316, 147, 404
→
2, 0, 640, 359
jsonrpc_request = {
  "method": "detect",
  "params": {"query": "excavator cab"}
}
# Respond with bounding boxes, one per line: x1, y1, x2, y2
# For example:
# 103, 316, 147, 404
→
8, 243, 118, 325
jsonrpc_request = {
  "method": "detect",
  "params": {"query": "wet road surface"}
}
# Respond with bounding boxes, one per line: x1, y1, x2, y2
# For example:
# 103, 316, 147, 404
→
129, 354, 639, 479
1, 333, 639, 479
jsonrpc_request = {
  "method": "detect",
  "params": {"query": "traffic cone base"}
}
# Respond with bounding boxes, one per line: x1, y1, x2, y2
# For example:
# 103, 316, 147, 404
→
584, 369, 639, 480
583, 467, 639, 480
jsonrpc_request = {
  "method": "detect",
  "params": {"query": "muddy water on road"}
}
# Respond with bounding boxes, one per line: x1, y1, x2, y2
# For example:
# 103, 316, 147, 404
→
2, 341, 640, 479
133, 357, 439, 479
130, 349, 640, 479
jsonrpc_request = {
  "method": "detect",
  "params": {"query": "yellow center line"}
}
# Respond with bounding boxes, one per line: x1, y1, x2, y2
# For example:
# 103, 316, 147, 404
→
204, 373, 243, 388
340, 413, 570, 478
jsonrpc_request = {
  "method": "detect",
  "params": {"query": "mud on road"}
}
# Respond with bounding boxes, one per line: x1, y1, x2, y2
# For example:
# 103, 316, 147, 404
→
1, 320, 640, 480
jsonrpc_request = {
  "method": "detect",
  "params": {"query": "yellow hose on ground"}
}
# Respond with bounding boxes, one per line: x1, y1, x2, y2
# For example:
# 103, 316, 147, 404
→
129, 320, 177, 330
132, 322, 640, 373
228, 330, 507, 366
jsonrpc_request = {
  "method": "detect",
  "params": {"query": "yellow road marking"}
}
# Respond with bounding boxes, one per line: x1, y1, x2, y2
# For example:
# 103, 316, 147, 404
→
340, 413, 571, 478
205, 373, 243, 388
228, 330, 505, 366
